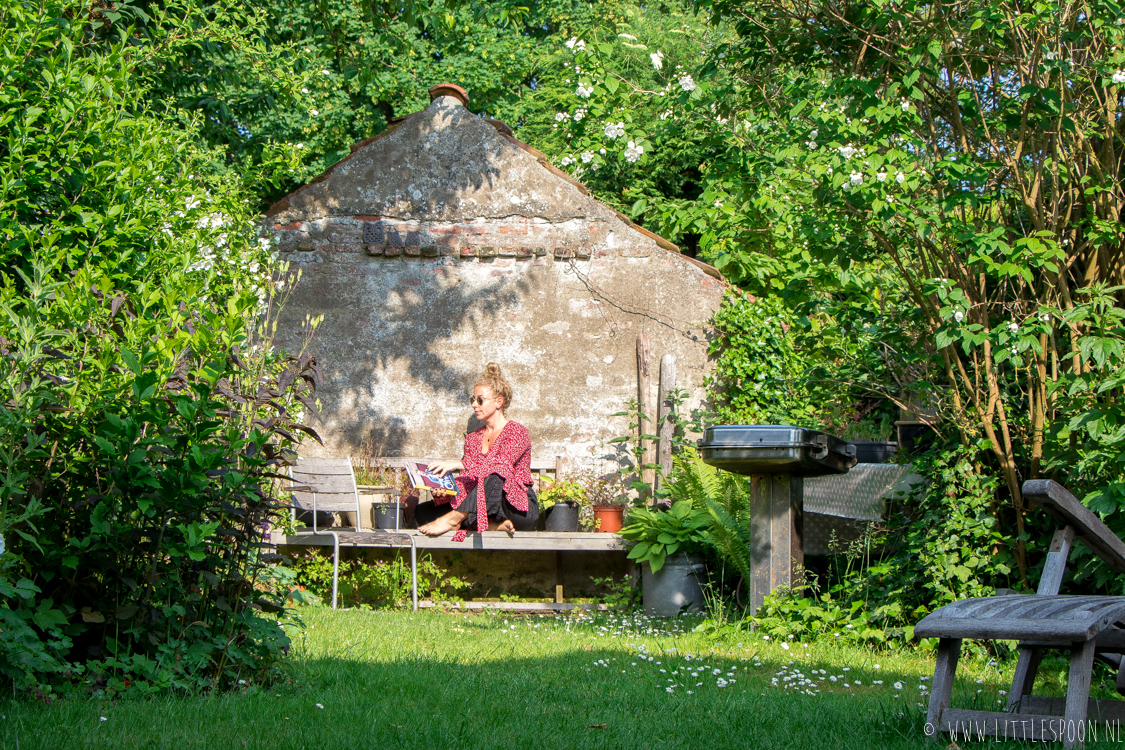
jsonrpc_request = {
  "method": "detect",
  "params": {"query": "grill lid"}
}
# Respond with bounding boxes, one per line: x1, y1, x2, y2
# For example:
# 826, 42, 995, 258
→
697, 425, 857, 477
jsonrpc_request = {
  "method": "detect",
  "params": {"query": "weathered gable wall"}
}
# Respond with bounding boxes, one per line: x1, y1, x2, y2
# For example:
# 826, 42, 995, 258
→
267, 95, 725, 465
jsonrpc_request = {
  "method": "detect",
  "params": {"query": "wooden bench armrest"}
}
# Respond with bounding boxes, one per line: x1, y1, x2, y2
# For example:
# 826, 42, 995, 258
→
1023, 480, 1125, 574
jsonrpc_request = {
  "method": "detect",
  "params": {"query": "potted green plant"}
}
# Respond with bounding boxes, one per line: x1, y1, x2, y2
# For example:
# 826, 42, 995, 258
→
358, 485, 402, 529
538, 476, 587, 532
618, 501, 710, 616
355, 456, 409, 529
581, 470, 629, 533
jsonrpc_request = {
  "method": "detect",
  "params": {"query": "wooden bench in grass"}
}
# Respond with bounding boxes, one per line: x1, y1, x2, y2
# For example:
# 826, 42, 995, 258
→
915, 479, 1125, 748
286, 456, 417, 611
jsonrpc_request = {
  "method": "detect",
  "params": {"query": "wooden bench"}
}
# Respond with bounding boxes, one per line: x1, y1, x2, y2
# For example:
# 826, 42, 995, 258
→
915, 480, 1125, 748
271, 530, 625, 552
282, 456, 627, 611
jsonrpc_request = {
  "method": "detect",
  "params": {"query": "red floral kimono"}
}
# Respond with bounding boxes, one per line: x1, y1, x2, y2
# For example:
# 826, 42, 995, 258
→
437, 421, 532, 541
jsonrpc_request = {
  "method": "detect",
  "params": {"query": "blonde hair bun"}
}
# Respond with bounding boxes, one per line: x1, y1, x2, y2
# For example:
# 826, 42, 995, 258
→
476, 362, 513, 415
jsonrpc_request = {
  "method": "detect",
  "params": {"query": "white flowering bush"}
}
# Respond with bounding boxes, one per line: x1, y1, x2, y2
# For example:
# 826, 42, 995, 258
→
517, 14, 725, 198
513, 0, 1125, 587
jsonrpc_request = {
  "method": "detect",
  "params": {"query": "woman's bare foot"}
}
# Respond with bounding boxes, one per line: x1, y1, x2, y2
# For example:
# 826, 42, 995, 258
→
487, 519, 515, 536
418, 511, 467, 537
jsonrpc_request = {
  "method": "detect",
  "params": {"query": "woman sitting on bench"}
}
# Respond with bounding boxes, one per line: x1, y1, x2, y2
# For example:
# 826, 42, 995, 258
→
415, 363, 539, 539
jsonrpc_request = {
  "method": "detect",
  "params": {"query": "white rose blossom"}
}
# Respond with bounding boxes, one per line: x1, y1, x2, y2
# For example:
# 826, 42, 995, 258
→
650, 51, 664, 70
573, 108, 586, 121
555, 112, 569, 122
849, 171, 863, 186
895, 171, 905, 183
580, 151, 594, 163
678, 74, 696, 92
1114, 70, 1125, 84
624, 141, 644, 162
576, 84, 593, 99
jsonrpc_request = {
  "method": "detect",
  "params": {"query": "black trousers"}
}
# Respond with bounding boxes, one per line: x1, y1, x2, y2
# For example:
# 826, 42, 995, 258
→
414, 473, 539, 531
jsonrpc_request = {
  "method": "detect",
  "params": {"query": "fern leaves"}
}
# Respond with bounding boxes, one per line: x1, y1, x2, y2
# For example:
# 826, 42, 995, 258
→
667, 447, 754, 590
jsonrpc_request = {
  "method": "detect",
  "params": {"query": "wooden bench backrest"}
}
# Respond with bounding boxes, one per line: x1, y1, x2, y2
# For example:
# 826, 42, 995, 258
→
1023, 479, 1125, 575
289, 456, 358, 512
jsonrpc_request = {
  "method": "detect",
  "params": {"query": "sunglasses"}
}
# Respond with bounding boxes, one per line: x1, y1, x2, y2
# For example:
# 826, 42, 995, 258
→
469, 395, 496, 406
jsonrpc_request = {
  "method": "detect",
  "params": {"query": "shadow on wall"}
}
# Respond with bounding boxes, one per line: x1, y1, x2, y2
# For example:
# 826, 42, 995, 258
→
273, 99, 568, 457
284, 261, 532, 457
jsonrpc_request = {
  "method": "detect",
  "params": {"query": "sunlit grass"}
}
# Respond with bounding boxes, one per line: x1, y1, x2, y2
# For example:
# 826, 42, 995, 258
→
2, 607, 1117, 748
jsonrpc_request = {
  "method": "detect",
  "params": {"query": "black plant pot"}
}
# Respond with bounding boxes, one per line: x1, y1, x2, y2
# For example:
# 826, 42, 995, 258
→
544, 501, 579, 532
851, 441, 898, 464
374, 502, 404, 530
295, 509, 334, 529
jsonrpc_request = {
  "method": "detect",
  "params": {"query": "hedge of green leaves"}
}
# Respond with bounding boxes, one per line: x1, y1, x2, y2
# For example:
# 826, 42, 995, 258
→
0, 0, 319, 696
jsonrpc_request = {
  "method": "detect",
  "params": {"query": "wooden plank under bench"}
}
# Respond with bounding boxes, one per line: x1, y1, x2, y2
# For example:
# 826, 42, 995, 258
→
271, 529, 627, 552
418, 601, 610, 612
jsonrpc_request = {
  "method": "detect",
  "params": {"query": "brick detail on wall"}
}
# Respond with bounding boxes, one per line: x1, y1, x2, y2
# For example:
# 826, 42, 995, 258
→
266, 215, 721, 279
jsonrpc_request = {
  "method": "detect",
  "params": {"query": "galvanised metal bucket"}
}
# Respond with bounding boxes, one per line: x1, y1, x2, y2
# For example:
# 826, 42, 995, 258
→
642, 553, 706, 617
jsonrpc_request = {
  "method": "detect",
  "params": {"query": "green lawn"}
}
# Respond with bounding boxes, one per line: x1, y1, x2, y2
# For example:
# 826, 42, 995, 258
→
0, 607, 1115, 749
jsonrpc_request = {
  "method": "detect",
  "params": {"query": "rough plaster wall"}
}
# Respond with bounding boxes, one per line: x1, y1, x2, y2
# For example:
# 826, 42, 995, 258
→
270, 96, 617, 225
266, 95, 726, 467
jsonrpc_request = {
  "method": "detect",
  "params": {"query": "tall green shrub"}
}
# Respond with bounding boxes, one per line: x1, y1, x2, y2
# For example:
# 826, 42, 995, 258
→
0, 0, 315, 695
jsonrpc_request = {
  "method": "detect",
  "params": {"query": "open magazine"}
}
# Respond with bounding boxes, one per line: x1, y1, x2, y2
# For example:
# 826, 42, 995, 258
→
404, 461, 457, 495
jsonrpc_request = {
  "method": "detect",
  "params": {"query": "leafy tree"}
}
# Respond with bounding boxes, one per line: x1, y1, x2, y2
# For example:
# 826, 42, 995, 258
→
559, 0, 1125, 583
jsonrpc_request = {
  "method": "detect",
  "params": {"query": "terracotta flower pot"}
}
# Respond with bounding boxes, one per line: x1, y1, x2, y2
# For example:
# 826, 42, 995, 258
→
592, 505, 624, 533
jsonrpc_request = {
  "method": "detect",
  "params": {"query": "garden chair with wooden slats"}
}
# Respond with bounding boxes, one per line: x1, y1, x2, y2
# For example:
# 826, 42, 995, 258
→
915, 479, 1125, 748
287, 456, 417, 611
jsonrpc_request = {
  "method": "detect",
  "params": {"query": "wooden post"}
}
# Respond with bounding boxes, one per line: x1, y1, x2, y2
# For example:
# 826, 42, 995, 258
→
656, 354, 676, 492
636, 334, 655, 501
553, 458, 567, 602
748, 475, 803, 617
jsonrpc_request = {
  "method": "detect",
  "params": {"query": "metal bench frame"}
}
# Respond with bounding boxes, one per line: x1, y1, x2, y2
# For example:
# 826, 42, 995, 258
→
287, 456, 417, 610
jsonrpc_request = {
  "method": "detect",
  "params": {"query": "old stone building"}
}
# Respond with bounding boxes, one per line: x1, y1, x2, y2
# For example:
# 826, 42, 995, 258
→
265, 84, 727, 466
